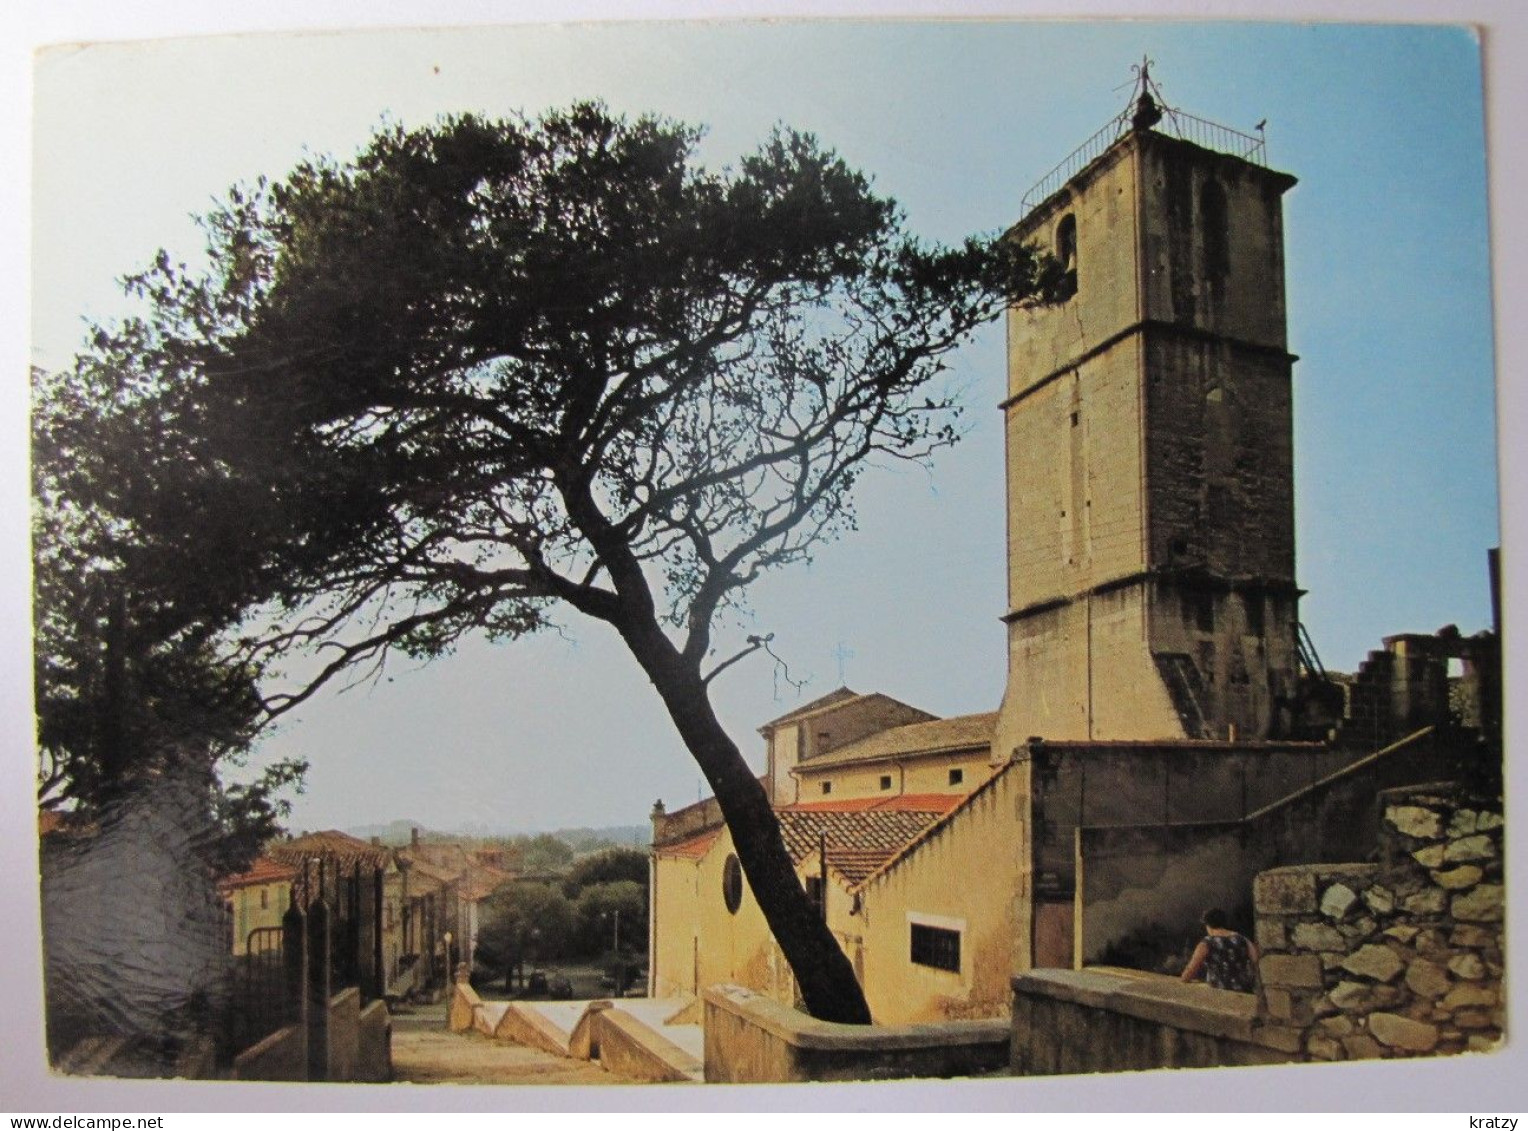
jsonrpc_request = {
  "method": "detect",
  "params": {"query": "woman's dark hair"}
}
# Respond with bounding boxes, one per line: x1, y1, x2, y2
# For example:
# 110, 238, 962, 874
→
1202, 908, 1229, 929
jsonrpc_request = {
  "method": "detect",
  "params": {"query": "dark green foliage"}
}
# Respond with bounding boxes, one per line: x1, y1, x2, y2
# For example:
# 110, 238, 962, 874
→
564, 847, 648, 894
475, 881, 579, 968
572, 880, 647, 958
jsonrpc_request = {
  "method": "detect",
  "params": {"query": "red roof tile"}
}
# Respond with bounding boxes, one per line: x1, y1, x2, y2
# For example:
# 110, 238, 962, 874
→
269, 829, 392, 869
776, 806, 947, 887
656, 827, 722, 861
779, 793, 965, 815
218, 855, 298, 892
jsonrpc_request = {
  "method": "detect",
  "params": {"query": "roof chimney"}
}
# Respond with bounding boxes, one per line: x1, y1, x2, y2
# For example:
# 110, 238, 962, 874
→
411, 826, 421, 847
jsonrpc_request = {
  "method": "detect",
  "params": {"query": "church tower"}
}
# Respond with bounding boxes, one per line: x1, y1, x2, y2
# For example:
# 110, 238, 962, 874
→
996, 86, 1301, 748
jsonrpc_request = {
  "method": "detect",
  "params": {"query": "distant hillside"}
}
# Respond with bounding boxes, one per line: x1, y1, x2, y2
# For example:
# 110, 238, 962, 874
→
342, 818, 443, 845
342, 819, 648, 849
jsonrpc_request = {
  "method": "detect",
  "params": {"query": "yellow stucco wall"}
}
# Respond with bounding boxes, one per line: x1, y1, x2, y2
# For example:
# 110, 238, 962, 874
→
854, 765, 1030, 1024
651, 830, 795, 1007
227, 881, 291, 955
794, 750, 988, 802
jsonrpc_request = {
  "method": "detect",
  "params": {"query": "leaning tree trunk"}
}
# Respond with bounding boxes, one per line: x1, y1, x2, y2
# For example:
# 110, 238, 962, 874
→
617, 618, 872, 1025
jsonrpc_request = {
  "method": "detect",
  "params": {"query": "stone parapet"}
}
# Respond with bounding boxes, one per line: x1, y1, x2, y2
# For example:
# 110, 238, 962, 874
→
1010, 967, 1295, 1074
703, 984, 1009, 1083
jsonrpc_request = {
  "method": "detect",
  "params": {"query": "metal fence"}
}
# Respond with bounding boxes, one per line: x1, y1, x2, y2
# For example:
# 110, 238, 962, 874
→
218, 852, 388, 1071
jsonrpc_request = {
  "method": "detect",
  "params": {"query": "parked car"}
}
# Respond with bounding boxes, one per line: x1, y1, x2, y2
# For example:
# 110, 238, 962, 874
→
524, 969, 549, 996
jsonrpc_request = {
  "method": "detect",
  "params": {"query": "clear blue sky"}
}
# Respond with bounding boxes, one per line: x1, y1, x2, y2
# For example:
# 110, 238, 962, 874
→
26, 20, 1499, 835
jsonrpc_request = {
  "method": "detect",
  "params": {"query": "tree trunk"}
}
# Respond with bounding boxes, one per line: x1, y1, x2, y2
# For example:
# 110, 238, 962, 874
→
617, 618, 872, 1025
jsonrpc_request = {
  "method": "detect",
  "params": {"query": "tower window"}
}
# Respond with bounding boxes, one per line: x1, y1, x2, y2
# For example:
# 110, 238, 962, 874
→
821, 781, 833, 796
1201, 180, 1230, 280
1056, 213, 1078, 299
949, 768, 965, 786
879, 775, 892, 791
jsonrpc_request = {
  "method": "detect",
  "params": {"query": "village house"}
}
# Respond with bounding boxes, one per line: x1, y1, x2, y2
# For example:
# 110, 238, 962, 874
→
218, 855, 297, 956
649, 89, 1500, 1027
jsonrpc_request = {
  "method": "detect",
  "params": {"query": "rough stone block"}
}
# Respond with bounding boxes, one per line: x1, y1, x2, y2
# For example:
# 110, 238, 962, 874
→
1342, 1034, 1385, 1060
1319, 952, 1345, 971
1467, 1034, 1502, 1053
1255, 918, 1288, 951
1320, 883, 1359, 920
1444, 835, 1496, 863
1412, 845, 1446, 868
1341, 944, 1404, 983
1448, 810, 1502, 837
1363, 885, 1395, 915
1384, 925, 1419, 944
1452, 884, 1504, 922
1368, 1012, 1439, 1053
1318, 1015, 1355, 1038
1291, 923, 1345, 952
1447, 953, 1486, 980
1415, 929, 1448, 956
1454, 1009, 1494, 1030
1263, 987, 1294, 1021
1256, 870, 1317, 915
1253, 1024, 1304, 1054
1403, 959, 1451, 999
1441, 984, 1497, 1011
1386, 805, 1443, 840
1260, 954, 1323, 989
1328, 981, 1371, 1011
1306, 1035, 1344, 1061
1340, 916, 1377, 943
1450, 925, 1495, 948
1432, 865, 1483, 890
1402, 889, 1447, 916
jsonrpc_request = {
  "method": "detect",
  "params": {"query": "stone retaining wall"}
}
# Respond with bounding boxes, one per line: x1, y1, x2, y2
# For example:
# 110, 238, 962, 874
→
1253, 784, 1504, 1061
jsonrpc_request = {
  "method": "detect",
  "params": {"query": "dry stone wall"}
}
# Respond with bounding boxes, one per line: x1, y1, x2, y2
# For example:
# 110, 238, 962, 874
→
1253, 784, 1504, 1060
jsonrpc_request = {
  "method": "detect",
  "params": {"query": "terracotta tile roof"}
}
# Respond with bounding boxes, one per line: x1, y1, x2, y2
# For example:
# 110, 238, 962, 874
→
849, 759, 1018, 893
793, 712, 997, 771
218, 855, 298, 892
781, 793, 966, 815
776, 806, 947, 887
759, 687, 861, 731
268, 829, 393, 870
404, 858, 459, 886
655, 827, 723, 861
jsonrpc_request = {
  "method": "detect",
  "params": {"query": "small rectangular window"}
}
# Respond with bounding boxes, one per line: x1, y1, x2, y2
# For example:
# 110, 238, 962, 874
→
949, 768, 964, 786
260, 889, 269, 910
879, 775, 892, 791
910, 923, 961, 972
821, 781, 832, 795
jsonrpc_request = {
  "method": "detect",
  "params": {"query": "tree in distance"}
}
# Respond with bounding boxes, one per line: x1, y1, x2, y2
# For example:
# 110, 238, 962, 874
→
49, 104, 1056, 1023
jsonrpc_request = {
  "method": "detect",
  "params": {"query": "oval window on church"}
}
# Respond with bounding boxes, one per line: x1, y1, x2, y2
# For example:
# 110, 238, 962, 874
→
722, 853, 744, 915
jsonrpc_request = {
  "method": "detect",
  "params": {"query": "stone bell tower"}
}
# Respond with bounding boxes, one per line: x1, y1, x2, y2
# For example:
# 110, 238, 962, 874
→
995, 83, 1301, 750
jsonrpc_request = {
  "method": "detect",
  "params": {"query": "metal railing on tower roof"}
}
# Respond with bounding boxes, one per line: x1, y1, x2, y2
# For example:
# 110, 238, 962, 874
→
1018, 106, 1268, 220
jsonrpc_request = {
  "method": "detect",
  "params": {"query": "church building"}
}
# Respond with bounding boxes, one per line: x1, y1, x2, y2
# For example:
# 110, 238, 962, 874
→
647, 85, 1493, 1025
